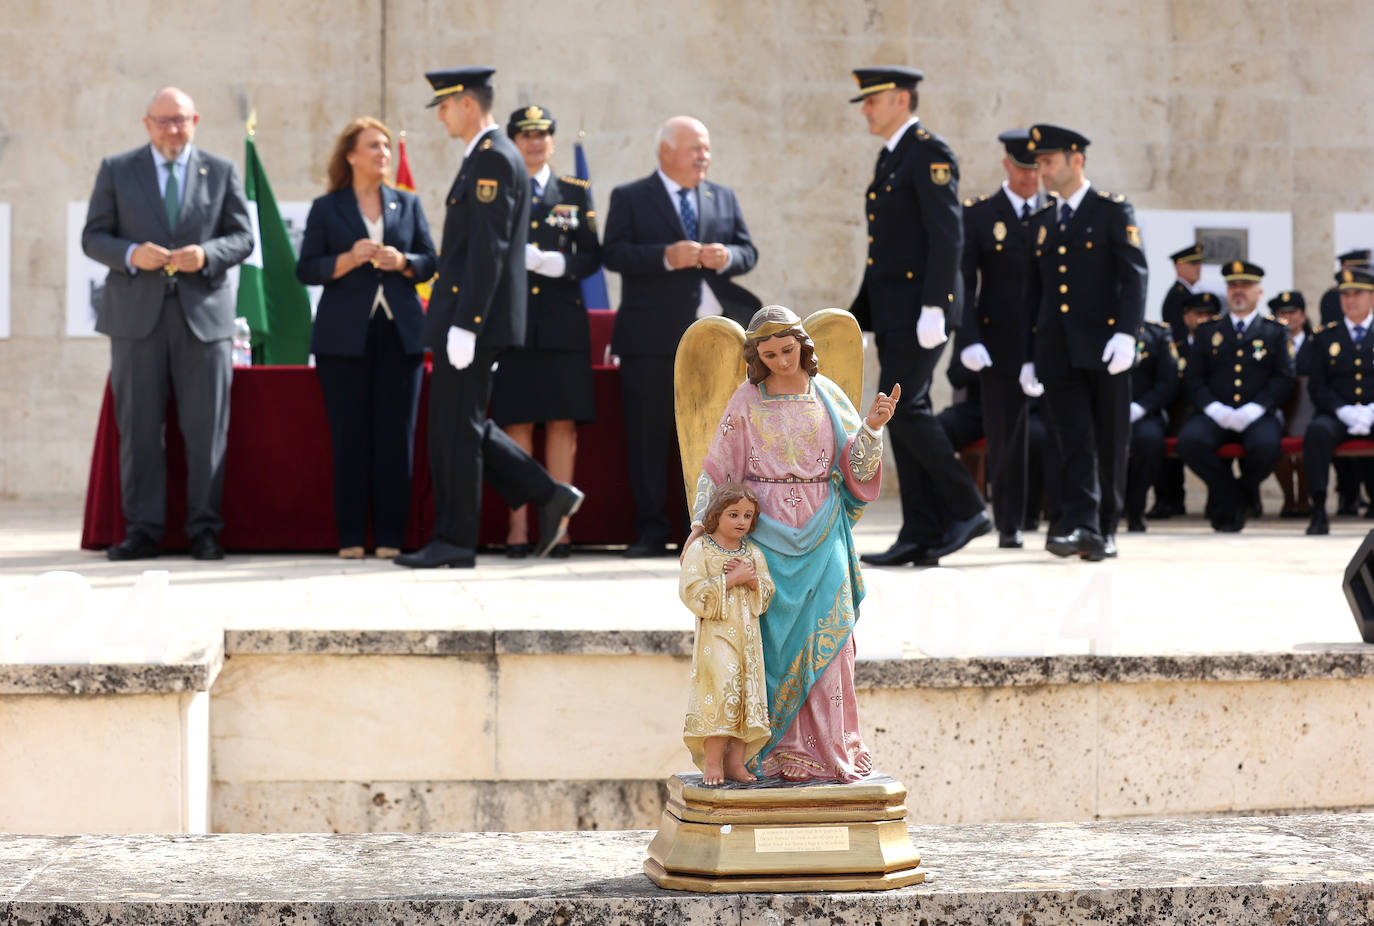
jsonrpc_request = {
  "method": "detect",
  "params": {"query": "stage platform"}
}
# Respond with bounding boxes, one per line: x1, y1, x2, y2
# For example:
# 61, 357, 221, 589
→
3, 495, 1374, 834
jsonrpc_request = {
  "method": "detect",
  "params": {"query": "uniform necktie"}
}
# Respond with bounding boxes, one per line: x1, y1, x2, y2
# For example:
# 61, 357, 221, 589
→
1235, 320, 1245, 338
164, 160, 179, 232
874, 147, 889, 177
530, 177, 541, 201
678, 187, 698, 241
1059, 202, 1073, 225
1355, 326, 1366, 346
1021, 201, 1031, 221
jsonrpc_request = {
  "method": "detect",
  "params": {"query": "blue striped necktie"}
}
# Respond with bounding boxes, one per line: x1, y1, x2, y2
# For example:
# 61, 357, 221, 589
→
678, 188, 697, 240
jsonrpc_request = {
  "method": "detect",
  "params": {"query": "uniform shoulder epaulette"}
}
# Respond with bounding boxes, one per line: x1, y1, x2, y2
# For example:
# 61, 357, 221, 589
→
1323, 320, 1342, 331
1148, 319, 1171, 331
1032, 199, 1056, 215
479, 138, 494, 151
916, 127, 931, 140
1097, 189, 1127, 203
558, 175, 590, 188
963, 193, 991, 208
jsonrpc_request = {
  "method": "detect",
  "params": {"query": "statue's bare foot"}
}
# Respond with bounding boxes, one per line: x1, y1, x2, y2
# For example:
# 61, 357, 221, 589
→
779, 761, 811, 781
854, 752, 873, 776
702, 758, 725, 786
725, 760, 756, 783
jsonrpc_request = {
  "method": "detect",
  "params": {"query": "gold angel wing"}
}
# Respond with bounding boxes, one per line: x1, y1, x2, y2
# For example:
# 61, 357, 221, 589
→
804, 308, 864, 410
674, 315, 747, 503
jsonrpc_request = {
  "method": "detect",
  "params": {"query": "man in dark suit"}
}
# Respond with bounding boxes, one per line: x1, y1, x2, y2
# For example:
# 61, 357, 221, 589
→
849, 66, 990, 568
1305, 268, 1374, 534
1022, 124, 1148, 561
397, 67, 583, 569
1160, 243, 1204, 344
1123, 320, 1180, 532
602, 115, 760, 557
958, 129, 1043, 549
82, 87, 253, 561
1176, 261, 1294, 532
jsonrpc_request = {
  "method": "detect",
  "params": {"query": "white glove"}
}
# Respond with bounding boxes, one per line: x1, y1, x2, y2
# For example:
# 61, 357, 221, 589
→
917, 306, 948, 349
531, 250, 566, 277
524, 243, 544, 272
1236, 402, 1265, 430
1341, 404, 1374, 436
1204, 401, 1232, 428
1129, 402, 1145, 424
960, 343, 993, 372
445, 325, 476, 371
1019, 362, 1044, 397
1102, 332, 1137, 375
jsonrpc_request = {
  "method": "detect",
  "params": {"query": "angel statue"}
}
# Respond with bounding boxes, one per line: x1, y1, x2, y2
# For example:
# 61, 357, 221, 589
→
676, 305, 900, 783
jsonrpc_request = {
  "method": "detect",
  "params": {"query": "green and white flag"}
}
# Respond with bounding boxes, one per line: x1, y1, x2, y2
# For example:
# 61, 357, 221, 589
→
236, 121, 311, 365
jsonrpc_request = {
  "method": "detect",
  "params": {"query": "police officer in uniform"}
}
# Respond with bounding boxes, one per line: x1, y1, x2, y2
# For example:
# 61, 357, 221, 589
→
1319, 250, 1372, 327
850, 66, 990, 567
398, 67, 583, 568
1176, 260, 1294, 533
1160, 243, 1204, 343
1122, 320, 1179, 531
490, 104, 601, 558
958, 129, 1043, 548
1305, 268, 1374, 534
1021, 124, 1148, 561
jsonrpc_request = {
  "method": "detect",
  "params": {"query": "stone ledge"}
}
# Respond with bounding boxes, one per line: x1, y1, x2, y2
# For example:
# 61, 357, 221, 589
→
0, 639, 223, 695
3, 815, 1374, 923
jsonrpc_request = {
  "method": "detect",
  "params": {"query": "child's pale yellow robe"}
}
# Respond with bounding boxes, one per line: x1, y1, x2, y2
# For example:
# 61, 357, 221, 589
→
679, 535, 774, 771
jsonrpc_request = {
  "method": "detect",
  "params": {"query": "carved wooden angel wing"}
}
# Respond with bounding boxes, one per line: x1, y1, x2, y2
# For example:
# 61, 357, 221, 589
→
804, 308, 864, 410
674, 315, 747, 504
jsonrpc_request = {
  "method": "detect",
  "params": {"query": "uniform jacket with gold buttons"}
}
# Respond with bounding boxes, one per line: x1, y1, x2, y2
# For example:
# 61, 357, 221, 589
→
849, 121, 963, 334
1309, 320, 1374, 411
959, 188, 1035, 369
1185, 315, 1294, 410
1131, 320, 1179, 415
522, 174, 601, 351
424, 127, 529, 351
1026, 187, 1148, 376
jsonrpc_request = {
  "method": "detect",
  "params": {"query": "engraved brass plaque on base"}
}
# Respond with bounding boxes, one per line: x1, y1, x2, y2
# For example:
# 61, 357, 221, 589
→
644, 771, 925, 893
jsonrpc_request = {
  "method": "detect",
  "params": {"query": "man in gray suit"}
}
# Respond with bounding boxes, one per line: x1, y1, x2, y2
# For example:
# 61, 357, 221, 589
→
82, 87, 253, 561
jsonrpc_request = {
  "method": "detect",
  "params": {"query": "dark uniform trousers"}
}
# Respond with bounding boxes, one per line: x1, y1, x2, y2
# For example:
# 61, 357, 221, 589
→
1126, 413, 1167, 521
979, 371, 1028, 533
1040, 369, 1131, 536
1304, 414, 1351, 497
428, 346, 555, 549
877, 331, 985, 545
1176, 413, 1283, 515
938, 389, 1051, 529
110, 291, 232, 541
618, 353, 683, 543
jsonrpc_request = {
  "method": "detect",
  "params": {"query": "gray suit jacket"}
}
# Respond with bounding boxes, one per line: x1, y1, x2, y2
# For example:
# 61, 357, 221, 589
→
82, 144, 253, 342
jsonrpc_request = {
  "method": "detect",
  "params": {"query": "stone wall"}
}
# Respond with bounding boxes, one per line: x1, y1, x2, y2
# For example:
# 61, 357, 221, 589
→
4, 1, 1373, 497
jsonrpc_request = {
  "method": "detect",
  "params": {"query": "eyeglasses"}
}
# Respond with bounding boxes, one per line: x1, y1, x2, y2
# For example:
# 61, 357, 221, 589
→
147, 115, 193, 128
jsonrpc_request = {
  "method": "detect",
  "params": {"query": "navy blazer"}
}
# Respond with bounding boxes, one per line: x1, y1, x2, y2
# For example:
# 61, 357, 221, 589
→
296, 185, 436, 357
602, 172, 760, 357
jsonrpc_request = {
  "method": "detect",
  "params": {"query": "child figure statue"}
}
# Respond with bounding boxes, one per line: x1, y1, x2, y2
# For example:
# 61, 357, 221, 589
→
679, 482, 775, 786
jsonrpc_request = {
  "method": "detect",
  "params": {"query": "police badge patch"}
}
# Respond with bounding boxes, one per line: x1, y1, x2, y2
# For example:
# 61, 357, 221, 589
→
476, 179, 498, 203
1126, 225, 1141, 247
993, 221, 1007, 242
929, 163, 951, 185
1037, 225, 1047, 246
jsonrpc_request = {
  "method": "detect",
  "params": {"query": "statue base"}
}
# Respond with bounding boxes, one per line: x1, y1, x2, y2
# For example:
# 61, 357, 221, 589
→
643, 771, 924, 893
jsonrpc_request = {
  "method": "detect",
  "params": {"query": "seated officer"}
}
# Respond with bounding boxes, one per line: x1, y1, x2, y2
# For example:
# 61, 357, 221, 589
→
1305, 268, 1374, 535
1123, 319, 1179, 532
1150, 291, 1222, 519
1176, 260, 1294, 532
1319, 249, 1372, 327
1269, 290, 1313, 518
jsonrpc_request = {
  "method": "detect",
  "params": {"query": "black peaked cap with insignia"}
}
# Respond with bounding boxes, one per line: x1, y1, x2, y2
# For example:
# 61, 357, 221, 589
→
1268, 290, 1306, 311
424, 66, 495, 107
1337, 268, 1374, 291
1221, 260, 1264, 282
1338, 249, 1373, 268
1026, 124, 1090, 156
508, 104, 554, 136
850, 66, 923, 103
1183, 291, 1221, 314
997, 129, 1035, 168
1169, 243, 1204, 263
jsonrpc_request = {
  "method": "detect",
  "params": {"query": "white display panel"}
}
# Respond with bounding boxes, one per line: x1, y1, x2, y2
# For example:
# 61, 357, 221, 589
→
1135, 210, 1293, 319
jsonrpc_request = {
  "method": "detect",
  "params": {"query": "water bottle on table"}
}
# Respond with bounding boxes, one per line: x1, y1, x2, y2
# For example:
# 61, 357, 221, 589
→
232, 317, 253, 367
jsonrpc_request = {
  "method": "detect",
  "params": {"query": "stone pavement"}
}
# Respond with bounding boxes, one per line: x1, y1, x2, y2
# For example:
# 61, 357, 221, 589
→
1, 493, 1368, 661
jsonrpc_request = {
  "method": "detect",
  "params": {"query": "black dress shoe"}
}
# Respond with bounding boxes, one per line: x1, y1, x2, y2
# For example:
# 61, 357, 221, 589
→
1307, 508, 1330, 535
1126, 514, 1147, 533
505, 543, 531, 559
1102, 535, 1118, 558
534, 484, 585, 558
860, 541, 936, 567
1145, 501, 1173, 520
190, 531, 224, 561
1212, 509, 1246, 533
107, 532, 159, 561
395, 540, 476, 568
1046, 528, 1107, 561
1337, 491, 1359, 516
998, 529, 1023, 549
549, 542, 572, 559
624, 537, 670, 558
928, 510, 992, 558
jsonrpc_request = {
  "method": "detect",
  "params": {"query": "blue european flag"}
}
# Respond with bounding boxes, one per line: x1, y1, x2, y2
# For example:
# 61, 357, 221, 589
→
574, 139, 611, 311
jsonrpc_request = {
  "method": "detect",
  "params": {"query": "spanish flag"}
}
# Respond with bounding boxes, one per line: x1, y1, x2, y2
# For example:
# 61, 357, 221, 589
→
394, 132, 432, 304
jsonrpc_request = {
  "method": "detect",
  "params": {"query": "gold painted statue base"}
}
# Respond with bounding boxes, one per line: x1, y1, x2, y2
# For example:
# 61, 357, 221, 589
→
644, 771, 924, 893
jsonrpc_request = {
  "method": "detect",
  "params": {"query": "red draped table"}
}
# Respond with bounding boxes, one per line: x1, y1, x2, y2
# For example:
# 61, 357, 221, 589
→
81, 310, 686, 552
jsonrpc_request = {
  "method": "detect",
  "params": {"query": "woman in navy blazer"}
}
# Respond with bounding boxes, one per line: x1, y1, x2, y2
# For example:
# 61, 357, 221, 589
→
297, 118, 436, 559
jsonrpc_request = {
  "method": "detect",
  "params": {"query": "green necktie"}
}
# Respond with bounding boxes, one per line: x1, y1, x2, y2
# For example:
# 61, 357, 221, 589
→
164, 161, 179, 232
